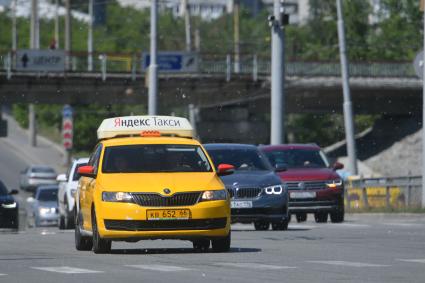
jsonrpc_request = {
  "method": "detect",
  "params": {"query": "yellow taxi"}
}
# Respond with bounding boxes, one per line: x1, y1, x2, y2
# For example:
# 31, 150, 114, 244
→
74, 116, 232, 253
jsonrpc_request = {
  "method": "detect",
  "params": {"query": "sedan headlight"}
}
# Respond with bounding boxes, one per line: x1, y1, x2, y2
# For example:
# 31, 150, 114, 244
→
70, 189, 77, 198
200, 189, 227, 201
264, 185, 284, 195
2, 202, 17, 209
39, 207, 56, 215
326, 179, 343, 189
102, 192, 133, 203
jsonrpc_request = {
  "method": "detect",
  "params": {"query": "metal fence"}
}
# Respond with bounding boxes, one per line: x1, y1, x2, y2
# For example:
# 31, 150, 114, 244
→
0, 52, 418, 80
344, 176, 422, 210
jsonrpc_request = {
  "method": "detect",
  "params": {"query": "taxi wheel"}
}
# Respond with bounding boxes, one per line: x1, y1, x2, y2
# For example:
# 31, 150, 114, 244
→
75, 211, 93, 251
254, 220, 270, 231
296, 213, 307, 223
314, 212, 328, 223
91, 209, 111, 254
211, 232, 231, 253
271, 219, 288, 231
193, 239, 210, 252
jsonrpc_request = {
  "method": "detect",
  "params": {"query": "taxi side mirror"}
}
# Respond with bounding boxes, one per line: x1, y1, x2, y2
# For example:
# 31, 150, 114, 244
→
217, 164, 235, 176
78, 166, 96, 178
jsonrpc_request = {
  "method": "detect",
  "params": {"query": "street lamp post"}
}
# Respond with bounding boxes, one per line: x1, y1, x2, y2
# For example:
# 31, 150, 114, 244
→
148, 0, 158, 115
336, 0, 358, 175
270, 0, 285, 145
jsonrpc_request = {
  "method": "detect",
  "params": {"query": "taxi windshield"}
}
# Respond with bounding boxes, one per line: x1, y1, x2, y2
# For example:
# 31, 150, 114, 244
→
102, 144, 213, 173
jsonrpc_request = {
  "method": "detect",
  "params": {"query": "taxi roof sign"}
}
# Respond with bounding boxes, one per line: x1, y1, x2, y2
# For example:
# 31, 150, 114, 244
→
97, 116, 193, 140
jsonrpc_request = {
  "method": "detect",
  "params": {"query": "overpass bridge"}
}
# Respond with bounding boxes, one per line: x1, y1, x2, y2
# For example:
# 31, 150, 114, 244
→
0, 53, 421, 115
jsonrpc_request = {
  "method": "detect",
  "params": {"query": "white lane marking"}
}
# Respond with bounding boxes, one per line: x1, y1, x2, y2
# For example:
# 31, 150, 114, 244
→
397, 259, 425, 264
307, 261, 390, 267
40, 231, 56, 235
126, 265, 191, 272
331, 223, 371, 228
0, 273, 7, 276
383, 223, 423, 227
31, 266, 103, 274
215, 263, 297, 270
288, 225, 317, 229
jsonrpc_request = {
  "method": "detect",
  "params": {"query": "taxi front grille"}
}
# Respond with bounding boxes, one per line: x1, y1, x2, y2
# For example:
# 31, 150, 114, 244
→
104, 218, 227, 231
226, 187, 262, 199
286, 181, 328, 190
131, 192, 202, 207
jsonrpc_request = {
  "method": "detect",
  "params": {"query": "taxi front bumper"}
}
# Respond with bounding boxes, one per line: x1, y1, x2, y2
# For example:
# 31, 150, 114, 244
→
95, 200, 230, 240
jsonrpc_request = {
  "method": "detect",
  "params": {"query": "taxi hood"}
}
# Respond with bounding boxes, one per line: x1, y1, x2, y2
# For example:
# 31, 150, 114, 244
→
98, 172, 222, 194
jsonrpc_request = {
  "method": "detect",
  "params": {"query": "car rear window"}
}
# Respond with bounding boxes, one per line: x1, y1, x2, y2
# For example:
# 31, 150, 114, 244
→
102, 144, 213, 173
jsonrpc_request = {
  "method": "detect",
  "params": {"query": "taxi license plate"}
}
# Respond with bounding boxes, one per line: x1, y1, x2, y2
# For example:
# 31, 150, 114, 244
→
290, 191, 316, 199
231, 201, 253, 208
146, 209, 190, 220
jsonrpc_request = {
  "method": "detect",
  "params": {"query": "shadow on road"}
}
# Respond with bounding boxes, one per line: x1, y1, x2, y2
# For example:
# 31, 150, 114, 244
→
111, 247, 261, 255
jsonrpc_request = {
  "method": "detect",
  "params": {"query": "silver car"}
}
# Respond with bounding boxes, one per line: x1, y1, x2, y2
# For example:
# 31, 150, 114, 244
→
20, 165, 57, 192
27, 185, 59, 227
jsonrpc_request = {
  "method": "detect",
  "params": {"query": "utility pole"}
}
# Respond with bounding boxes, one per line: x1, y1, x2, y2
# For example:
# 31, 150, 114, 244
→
421, 0, 425, 208
182, 0, 192, 52
12, 0, 17, 63
270, 0, 285, 144
233, 0, 240, 73
54, 0, 60, 49
336, 0, 358, 175
148, 0, 158, 115
195, 28, 201, 52
29, 0, 39, 147
88, 0, 94, 71
65, 0, 72, 70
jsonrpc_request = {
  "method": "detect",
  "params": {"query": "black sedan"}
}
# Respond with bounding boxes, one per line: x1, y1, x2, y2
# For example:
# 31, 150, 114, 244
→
0, 180, 19, 229
204, 144, 289, 231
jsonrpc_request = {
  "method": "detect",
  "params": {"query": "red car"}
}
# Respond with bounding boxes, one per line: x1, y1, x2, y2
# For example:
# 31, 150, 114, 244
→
259, 144, 344, 223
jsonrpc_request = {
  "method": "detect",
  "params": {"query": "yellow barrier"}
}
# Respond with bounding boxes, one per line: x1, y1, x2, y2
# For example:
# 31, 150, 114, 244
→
346, 187, 404, 209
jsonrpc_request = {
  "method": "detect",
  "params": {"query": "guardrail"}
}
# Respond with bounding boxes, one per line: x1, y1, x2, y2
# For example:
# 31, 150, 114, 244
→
0, 51, 418, 81
344, 175, 422, 210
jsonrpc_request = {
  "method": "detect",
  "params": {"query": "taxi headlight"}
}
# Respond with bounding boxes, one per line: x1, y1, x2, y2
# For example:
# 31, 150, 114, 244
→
201, 189, 227, 201
264, 185, 283, 195
326, 179, 343, 189
102, 192, 134, 203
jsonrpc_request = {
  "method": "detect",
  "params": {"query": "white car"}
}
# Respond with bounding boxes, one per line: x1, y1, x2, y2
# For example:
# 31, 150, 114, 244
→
56, 158, 89, 229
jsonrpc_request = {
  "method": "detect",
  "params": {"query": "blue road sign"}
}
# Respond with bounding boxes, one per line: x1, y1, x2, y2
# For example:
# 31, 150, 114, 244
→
142, 52, 198, 72
62, 105, 73, 118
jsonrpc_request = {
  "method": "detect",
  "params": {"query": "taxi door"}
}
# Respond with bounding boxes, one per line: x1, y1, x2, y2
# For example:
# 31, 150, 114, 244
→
80, 144, 102, 231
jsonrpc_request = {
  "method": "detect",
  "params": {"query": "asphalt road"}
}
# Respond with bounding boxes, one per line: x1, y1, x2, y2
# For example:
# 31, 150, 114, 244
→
0, 214, 425, 283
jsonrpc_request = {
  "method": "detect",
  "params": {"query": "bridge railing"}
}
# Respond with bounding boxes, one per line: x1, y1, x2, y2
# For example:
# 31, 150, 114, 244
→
0, 51, 418, 79
344, 175, 422, 210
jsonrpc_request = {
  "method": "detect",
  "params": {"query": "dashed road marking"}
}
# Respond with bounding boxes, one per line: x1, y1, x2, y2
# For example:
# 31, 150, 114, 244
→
0, 273, 7, 276
383, 223, 423, 228
31, 266, 103, 274
215, 262, 297, 270
307, 261, 390, 267
288, 225, 317, 230
126, 265, 191, 272
331, 223, 371, 228
397, 259, 425, 264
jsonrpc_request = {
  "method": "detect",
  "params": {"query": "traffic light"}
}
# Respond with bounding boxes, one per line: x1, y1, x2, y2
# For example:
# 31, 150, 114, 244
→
0, 119, 7, 137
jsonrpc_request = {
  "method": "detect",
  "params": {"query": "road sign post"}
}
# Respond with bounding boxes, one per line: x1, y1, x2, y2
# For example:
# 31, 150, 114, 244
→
421, 0, 425, 208
62, 105, 73, 166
